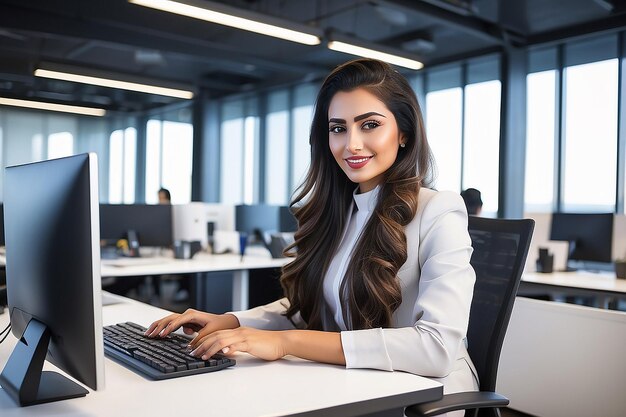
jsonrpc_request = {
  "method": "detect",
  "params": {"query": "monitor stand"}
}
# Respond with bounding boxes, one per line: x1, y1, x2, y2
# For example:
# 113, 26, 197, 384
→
0, 318, 88, 406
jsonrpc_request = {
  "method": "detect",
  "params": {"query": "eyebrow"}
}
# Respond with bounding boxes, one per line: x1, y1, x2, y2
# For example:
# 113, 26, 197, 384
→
354, 111, 386, 122
328, 111, 386, 124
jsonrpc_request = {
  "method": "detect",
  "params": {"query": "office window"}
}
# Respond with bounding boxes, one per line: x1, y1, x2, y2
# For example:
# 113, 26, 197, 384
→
0, 110, 108, 201
123, 128, 137, 204
525, 70, 557, 212
290, 84, 316, 194
562, 59, 618, 212
426, 88, 463, 192
47, 115, 77, 160
145, 119, 193, 204
145, 120, 161, 204
291, 105, 313, 193
109, 130, 124, 204
109, 127, 136, 204
162, 121, 193, 204
47, 132, 73, 159
243, 116, 259, 204
219, 99, 259, 204
32, 133, 44, 161
265, 90, 289, 205
463, 80, 501, 215
220, 116, 244, 204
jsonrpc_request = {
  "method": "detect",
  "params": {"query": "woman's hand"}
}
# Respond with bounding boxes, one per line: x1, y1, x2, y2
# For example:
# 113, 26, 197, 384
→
144, 309, 240, 338
189, 327, 288, 362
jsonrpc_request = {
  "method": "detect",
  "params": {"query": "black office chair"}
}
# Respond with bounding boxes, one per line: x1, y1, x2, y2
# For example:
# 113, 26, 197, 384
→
406, 217, 534, 417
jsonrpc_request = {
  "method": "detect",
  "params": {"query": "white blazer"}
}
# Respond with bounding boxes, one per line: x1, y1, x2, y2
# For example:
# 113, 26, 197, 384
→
232, 188, 478, 395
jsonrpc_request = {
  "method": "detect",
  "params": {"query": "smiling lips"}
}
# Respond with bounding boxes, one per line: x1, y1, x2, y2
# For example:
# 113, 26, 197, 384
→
344, 155, 373, 169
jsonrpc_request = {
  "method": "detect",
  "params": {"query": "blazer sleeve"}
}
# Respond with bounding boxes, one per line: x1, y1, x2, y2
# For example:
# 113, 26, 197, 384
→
229, 298, 305, 330
340, 191, 475, 377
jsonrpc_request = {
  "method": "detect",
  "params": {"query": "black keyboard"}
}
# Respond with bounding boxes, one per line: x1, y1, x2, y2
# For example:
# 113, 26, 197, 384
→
103, 322, 235, 380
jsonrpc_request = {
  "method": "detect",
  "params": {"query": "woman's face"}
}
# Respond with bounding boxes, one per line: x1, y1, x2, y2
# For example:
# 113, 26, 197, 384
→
328, 88, 404, 193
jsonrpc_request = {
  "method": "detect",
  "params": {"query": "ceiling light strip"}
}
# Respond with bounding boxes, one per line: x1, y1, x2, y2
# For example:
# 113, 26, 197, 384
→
129, 0, 321, 45
34, 69, 194, 99
0, 97, 106, 117
328, 41, 423, 70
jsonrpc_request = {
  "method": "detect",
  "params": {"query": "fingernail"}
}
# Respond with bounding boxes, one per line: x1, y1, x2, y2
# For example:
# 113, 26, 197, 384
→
190, 348, 198, 356
222, 347, 230, 354
201, 355, 208, 360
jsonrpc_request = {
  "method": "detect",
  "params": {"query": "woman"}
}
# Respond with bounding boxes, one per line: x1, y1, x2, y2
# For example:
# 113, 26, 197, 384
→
146, 58, 478, 398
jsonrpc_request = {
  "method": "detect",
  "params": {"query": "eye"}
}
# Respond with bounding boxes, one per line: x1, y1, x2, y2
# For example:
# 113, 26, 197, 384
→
362, 120, 381, 130
329, 125, 345, 133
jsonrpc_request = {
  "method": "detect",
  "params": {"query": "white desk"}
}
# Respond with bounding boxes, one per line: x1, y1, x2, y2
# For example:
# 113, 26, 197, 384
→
0, 295, 442, 417
521, 271, 626, 307
101, 251, 290, 311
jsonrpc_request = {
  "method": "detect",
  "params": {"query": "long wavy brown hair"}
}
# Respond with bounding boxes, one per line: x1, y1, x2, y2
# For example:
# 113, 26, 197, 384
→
281, 58, 434, 330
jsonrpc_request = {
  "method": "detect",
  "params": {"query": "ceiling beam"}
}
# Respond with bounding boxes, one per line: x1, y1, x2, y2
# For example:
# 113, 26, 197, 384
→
527, 12, 626, 46
377, 0, 526, 46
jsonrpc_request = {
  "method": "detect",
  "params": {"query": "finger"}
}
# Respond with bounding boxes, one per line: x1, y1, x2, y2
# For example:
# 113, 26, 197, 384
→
145, 317, 168, 335
190, 325, 220, 348
182, 326, 196, 335
159, 310, 203, 337
220, 342, 248, 357
145, 313, 179, 337
191, 331, 242, 360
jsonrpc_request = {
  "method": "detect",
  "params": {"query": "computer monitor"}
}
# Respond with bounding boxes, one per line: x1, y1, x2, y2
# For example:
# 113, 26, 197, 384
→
0, 153, 105, 406
235, 204, 280, 244
172, 203, 236, 249
205, 203, 236, 232
279, 206, 298, 232
100, 204, 173, 247
550, 212, 614, 264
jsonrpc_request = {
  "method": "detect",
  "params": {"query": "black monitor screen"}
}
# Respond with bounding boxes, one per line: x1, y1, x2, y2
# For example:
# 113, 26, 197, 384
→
279, 206, 298, 232
100, 204, 173, 247
550, 213, 613, 263
1, 153, 104, 406
236, 205, 280, 238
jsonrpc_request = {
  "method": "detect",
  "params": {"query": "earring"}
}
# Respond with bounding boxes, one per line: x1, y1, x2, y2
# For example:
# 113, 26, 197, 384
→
400, 143, 406, 148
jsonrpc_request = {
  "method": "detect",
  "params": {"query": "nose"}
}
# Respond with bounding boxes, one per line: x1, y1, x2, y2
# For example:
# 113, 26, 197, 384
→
346, 129, 363, 154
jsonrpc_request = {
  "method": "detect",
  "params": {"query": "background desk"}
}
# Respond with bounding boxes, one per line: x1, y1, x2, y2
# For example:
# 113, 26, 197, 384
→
520, 271, 626, 308
0, 294, 442, 417
101, 251, 290, 311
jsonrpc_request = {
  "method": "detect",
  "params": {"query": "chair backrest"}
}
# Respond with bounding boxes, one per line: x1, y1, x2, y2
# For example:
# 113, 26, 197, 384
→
466, 217, 534, 392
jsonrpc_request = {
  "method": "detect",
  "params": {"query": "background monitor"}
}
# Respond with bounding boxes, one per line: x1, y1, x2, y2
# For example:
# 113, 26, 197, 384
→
204, 203, 236, 232
235, 205, 280, 243
100, 204, 173, 247
172, 203, 236, 249
172, 202, 208, 248
0, 153, 104, 406
279, 206, 298, 232
550, 213, 614, 263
